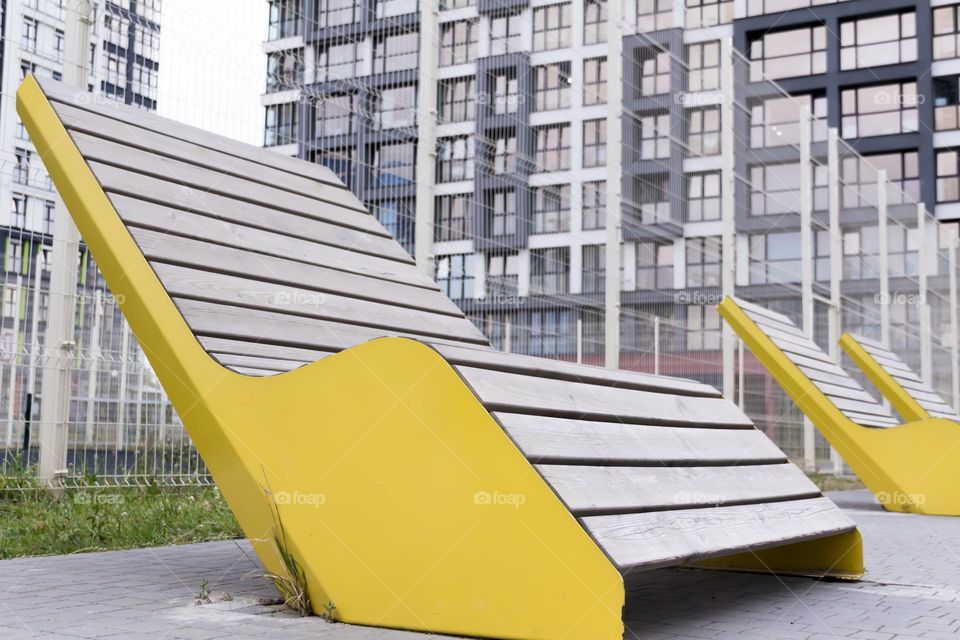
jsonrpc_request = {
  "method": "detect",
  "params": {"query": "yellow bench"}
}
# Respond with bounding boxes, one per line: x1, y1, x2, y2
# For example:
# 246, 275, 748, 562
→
20, 75, 863, 639
720, 297, 960, 516
840, 333, 960, 423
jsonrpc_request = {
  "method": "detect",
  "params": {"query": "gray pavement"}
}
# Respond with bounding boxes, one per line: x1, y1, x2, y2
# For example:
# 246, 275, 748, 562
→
1, 490, 958, 639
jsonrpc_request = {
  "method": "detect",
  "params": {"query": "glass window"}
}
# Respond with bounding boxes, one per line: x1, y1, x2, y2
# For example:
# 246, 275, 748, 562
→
535, 62, 572, 111
264, 103, 298, 146
841, 152, 920, 208
640, 48, 670, 96
687, 41, 719, 92
750, 162, 828, 215
687, 305, 721, 352
490, 13, 523, 55
534, 124, 571, 172
637, 0, 673, 31
533, 185, 571, 233
637, 174, 669, 224
840, 12, 916, 70
935, 77, 960, 132
376, 85, 417, 129
750, 94, 827, 148
436, 254, 475, 300
636, 241, 674, 289
488, 189, 517, 236
937, 150, 960, 203
487, 253, 520, 296
934, 5, 960, 60
583, 181, 606, 230
533, 4, 572, 51
582, 244, 606, 294
492, 132, 517, 174
749, 231, 801, 284
492, 70, 519, 114
317, 41, 361, 81
317, 0, 358, 27
531, 247, 570, 294
316, 147, 353, 187
685, 0, 733, 29
841, 82, 919, 138
640, 113, 670, 160
584, 0, 606, 45
436, 136, 475, 183
373, 31, 419, 73
747, 0, 840, 17
266, 50, 303, 91
268, 0, 301, 39
749, 25, 826, 82
372, 200, 415, 252
688, 106, 720, 156
583, 119, 607, 167
438, 77, 476, 123
14, 148, 30, 185
686, 236, 721, 287
11, 197, 26, 228
440, 19, 478, 66
376, 0, 416, 18
372, 142, 416, 187
583, 57, 607, 106
687, 172, 721, 222
435, 194, 472, 241
315, 94, 357, 136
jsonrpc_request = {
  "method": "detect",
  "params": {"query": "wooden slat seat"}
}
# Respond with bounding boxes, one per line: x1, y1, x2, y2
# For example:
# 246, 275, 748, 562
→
840, 334, 960, 422
21, 76, 864, 639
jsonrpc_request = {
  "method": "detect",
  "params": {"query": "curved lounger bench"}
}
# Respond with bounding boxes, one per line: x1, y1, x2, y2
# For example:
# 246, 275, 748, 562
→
719, 297, 960, 516
20, 75, 862, 640
839, 333, 960, 423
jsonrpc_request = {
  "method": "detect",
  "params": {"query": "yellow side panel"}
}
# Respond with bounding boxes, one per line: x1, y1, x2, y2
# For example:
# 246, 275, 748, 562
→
18, 75, 624, 639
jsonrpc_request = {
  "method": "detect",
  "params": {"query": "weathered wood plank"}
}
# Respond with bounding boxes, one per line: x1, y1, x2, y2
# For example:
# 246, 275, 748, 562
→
58, 103, 338, 202
130, 226, 460, 315
156, 263, 489, 345
458, 367, 754, 427
538, 463, 819, 515
197, 336, 332, 363
582, 497, 856, 571
431, 344, 719, 398
212, 353, 309, 373
40, 76, 338, 184
496, 413, 786, 465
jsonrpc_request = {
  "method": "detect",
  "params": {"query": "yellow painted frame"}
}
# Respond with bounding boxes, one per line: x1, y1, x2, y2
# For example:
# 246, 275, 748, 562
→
19, 74, 868, 637
719, 297, 960, 517
839, 333, 944, 423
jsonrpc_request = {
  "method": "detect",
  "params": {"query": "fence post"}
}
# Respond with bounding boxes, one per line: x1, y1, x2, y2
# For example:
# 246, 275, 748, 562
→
917, 204, 932, 385
951, 241, 960, 413
827, 129, 843, 474
414, 0, 439, 278
653, 315, 660, 376
877, 171, 890, 350
720, 38, 736, 399
799, 110, 815, 471
604, 0, 624, 370
38, 0, 93, 484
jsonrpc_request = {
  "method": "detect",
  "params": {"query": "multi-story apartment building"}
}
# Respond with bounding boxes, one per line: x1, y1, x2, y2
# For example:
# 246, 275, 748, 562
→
264, 0, 960, 460
0, 0, 163, 459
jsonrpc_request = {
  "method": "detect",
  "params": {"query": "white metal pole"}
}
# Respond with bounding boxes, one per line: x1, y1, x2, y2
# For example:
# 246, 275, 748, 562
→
653, 315, 660, 376
603, 0, 624, 370
83, 291, 102, 446
950, 242, 960, 413
799, 110, 815, 472
576, 318, 583, 364
414, 0, 439, 278
917, 204, 932, 385
737, 339, 745, 409
878, 171, 890, 349
720, 38, 736, 399
24, 252, 44, 444
827, 129, 843, 474
38, 0, 93, 483
5, 278, 22, 447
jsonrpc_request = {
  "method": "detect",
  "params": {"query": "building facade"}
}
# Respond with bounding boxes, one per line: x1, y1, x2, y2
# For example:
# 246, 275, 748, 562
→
0, 0, 166, 466
264, 0, 960, 462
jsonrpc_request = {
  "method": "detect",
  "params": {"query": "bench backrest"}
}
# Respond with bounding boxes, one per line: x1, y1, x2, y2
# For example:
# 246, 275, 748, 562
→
841, 333, 959, 422
724, 298, 898, 428
32, 77, 490, 376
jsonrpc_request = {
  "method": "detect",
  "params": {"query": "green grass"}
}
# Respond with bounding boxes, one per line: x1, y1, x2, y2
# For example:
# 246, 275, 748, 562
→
0, 467, 242, 559
807, 472, 865, 492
